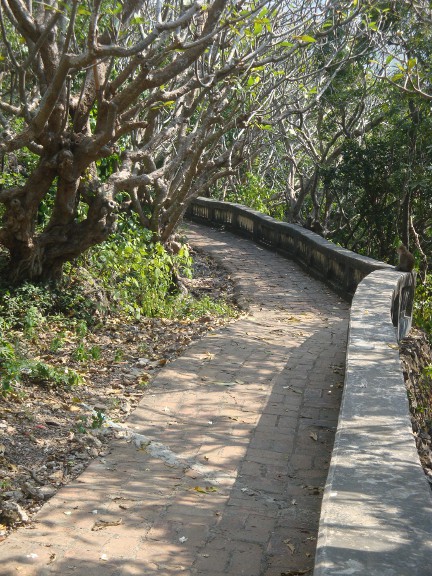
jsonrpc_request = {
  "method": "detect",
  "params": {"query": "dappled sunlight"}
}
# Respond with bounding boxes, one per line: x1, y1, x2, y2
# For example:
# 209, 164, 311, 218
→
0, 225, 349, 575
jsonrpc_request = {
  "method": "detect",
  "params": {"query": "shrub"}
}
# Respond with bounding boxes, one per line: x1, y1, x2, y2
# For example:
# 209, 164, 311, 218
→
414, 276, 432, 340
81, 221, 193, 319
0, 337, 84, 397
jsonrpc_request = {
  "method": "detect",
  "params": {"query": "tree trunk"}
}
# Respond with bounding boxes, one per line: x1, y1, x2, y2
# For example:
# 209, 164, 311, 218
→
2, 170, 117, 284
7, 212, 116, 284
401, 190, 411, 248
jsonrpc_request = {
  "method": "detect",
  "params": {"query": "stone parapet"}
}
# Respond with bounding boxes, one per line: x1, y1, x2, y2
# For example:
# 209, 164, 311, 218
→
186, 198, 413, 339
314, 270, 432, 576
186, 197, 389, 300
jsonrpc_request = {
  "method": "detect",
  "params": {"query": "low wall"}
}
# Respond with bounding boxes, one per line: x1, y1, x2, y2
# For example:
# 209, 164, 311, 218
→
314, 270, 432, 576
186, 197, 432, 574
186, 198, 414, 338
187, 198, 392, 301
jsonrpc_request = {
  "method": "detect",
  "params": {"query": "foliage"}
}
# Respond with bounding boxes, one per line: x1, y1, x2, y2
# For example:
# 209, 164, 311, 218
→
0, 281, 98, 329
91, 410, 106, 429
83, 223, 237, 320
319, 97, 432, 261
0, 336, 84, 397
321, 138, 401, 259
410, 362, 432, 433
171, 294, 236, 321
414, 277, 432, 338
82, 221, 192, 319
224, 172, 284, 220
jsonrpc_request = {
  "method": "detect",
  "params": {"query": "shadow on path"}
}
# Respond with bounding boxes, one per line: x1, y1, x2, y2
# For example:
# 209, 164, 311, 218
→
0, 224, 349, 576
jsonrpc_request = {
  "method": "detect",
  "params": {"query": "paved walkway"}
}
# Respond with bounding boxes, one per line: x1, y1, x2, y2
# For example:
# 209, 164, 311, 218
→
0, 223, 349, 576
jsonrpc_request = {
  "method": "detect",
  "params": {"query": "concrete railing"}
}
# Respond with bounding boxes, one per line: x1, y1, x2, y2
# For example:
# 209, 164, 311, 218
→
186, 198, 414, 338
186, 197, 432, 574
186, 197, 388, 299
314, 269, 432, 576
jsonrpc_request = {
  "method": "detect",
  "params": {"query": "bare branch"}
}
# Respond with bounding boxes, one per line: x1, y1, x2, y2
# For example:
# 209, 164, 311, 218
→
22, 8, 61, 70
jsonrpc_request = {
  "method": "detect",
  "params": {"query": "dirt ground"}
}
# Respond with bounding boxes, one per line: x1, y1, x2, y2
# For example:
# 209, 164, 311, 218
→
399, 329, 432, 486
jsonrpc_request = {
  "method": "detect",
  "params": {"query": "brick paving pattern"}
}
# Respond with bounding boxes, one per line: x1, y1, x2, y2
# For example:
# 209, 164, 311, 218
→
0, 223, 349, 576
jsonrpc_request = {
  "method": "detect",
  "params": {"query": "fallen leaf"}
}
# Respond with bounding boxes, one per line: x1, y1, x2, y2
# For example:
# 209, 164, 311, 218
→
92, 518, 123, 531
213, 381, 235, 386
194, 486, 207, 493
309, 432, 318, 441
283, 539, 296, 555
193, 486, 218, 494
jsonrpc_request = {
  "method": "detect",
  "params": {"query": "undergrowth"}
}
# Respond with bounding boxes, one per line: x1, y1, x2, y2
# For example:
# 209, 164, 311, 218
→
0, 221, 237, 398
414, 275, 432, 340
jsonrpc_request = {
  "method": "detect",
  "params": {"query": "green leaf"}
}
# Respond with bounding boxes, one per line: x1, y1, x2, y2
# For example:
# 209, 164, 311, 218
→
43, 3, 64, 12
131, 16, 144, 25
254, 21, 263, 34
78, 6, 91, 16
407, 58, 417, 70
280, 41, 294, 47
247, 75, 261, 87
296, 35, 317, 43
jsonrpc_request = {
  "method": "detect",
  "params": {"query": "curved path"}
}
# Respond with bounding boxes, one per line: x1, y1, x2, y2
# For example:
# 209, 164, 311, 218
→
0, 223, 349, 576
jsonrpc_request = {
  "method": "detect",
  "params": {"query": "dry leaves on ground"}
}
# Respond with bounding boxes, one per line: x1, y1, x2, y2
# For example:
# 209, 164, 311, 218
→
0, 249, 241, 537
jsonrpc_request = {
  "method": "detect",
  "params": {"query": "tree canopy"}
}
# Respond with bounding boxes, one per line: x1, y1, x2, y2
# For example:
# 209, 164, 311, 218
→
0, 0, 431, 283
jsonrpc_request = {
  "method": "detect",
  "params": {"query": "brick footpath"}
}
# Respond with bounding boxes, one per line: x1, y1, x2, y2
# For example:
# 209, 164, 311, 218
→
0, 223, 349, 576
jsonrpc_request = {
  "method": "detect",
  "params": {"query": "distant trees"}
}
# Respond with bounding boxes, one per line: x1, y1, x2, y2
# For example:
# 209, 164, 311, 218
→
229, 0, 432, 268
214, 1, 386, 225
